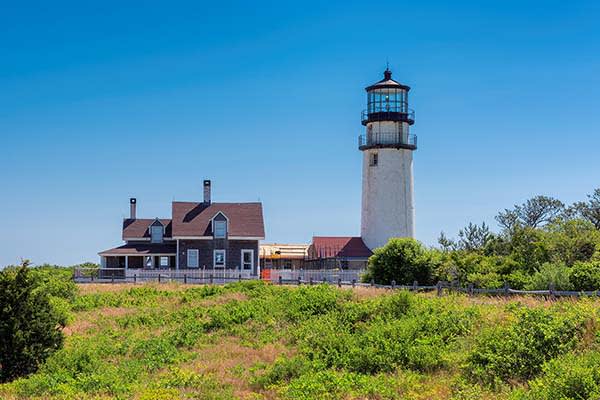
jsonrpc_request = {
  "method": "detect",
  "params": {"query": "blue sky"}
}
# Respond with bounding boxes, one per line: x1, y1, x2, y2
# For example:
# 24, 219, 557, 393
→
1, 0, 600, 266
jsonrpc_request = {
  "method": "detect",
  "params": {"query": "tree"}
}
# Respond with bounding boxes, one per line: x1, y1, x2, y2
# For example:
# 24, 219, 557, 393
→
571, 188, 600, 230
569, 261, 600, 291
363, 238, 437, 285
457, 222, 493, 252
0, 261, 65, 382
496, 195, 565, 232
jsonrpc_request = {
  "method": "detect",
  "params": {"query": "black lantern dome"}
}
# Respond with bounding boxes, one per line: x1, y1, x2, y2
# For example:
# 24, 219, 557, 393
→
361, 69, 414, 126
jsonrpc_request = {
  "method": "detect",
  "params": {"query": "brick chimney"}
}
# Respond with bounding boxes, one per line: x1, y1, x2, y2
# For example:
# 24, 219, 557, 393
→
203, 180, 211, 204
130, 198, 137, 219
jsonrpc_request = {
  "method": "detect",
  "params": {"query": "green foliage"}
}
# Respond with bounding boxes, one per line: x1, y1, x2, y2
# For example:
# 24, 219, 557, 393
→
0, 263, 66, 383
569, 261, 600, 291
466, 305, 591, 386
2, 273, 600, 400
526, 262, 573, 291
363, 238, 438, 285
513, 351, 600, 400
291, 292, 477, 375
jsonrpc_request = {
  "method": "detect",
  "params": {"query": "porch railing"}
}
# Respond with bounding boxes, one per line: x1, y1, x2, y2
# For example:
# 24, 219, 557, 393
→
73, 268, 258, 283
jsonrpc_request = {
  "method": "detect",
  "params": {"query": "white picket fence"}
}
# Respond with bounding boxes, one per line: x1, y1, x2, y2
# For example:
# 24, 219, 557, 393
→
73, 268, 257, 283
269, 269, 366, 284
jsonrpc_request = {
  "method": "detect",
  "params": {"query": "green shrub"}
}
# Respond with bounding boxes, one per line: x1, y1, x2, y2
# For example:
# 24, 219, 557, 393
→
466, 305, 590, 386
526, 262, 573, 291
293, 293, 476, 374
282, 370, 398, 400
0, 264, 65, 382
569, 261, 600, 291
363, 238, 438, 285
513, 351, 600, 400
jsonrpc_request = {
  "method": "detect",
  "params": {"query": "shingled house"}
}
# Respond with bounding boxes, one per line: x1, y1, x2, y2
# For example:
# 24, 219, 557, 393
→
98, 180, 265, 277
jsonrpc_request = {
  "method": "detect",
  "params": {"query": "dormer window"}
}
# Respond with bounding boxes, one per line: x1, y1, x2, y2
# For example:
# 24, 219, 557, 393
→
214, 220, 227, 238
150, 219, 164, 243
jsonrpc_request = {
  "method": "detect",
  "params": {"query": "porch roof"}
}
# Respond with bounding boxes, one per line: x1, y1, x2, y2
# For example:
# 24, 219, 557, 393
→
98, 243, 177, 256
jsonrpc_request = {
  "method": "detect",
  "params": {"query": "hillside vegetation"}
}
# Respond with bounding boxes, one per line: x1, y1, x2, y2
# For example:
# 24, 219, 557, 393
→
1, 280, 600, 400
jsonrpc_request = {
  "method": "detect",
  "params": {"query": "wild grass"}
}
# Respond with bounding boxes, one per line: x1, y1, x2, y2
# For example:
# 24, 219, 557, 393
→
1, 281, 599, 399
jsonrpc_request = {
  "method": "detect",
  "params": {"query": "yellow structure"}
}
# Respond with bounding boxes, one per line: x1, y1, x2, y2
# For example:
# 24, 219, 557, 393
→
260, 243, 309, 270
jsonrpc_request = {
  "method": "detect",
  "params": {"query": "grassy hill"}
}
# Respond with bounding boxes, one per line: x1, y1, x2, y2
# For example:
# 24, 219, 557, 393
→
1, 281, 600, 399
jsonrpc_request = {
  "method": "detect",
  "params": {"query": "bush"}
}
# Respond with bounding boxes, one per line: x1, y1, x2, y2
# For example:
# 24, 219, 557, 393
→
514, 351, 600, 400
363, 238, 437, 285
526, 263, 573, 291
0, 264, 65, 382
466, 305, 589, 386
569, 261, 600, 291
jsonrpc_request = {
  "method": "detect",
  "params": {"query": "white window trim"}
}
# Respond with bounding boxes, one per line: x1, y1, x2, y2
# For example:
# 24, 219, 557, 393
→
187, 249, 199, 268
150, 224, 164, 244
210, 212, 229, 239
213, 220, 227, 239
241, 249, 254, 271
213, 249, 226, 268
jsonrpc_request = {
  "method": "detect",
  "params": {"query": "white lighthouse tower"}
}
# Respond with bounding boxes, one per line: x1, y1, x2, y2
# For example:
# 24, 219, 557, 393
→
360, 69, 417, 250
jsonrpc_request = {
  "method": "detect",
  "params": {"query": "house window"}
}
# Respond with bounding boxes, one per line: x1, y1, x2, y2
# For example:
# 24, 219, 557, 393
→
369, 152, 378, 166
214, 220, 227, 238
151, 225, 163, 243
144, 256, 152, 268
241, 249, 254, 270
214, 250, 226, 268
160, 256, 169, 268
187, 249, 199, 268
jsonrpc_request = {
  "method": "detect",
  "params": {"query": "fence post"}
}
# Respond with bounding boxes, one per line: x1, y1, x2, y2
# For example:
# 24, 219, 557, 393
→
549, 283, 555, 300
111, 274, 114, 284
184, 274, 187, 284
352, 279, 356, 288
468, 283, 474, 296
370, 279, 374, 287
210, 274, 213, 284
413, 280, 418, 292
504, 281, 510, 296
239, 274, 242, 282
391, 280, 396, 290
278, 276, 283, 285
298, 276, 302, 285
338, 278, 342, 288
309, 277, 313, 285
436, 281, 442, 297
134, 274, 137, 284
158, 274, 161, 284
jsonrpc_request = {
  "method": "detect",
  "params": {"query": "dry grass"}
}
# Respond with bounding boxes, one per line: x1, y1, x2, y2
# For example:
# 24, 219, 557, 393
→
76, 282, 200, 295
183, 336, 291, 399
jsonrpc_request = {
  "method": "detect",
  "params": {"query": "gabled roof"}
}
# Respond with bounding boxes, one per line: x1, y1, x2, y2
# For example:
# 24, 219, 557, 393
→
99, 242, 176, 256
171, 202, 265, 238
309, 236, 372, 259
122, 219, 172, 240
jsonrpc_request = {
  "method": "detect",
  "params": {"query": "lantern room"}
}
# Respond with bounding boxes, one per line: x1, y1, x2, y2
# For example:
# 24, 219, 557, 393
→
362, 69, 414, 126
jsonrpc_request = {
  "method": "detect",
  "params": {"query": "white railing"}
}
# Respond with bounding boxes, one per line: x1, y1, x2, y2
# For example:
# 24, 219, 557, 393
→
73, 268, 257, 283
269, 269, 366, 284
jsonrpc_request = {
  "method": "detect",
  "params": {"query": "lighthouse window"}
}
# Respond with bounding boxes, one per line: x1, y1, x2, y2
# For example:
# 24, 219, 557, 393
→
370, 153, 378, 166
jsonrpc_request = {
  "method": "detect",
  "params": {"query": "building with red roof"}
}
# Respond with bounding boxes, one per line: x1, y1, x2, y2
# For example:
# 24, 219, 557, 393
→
98, 180, 265, 277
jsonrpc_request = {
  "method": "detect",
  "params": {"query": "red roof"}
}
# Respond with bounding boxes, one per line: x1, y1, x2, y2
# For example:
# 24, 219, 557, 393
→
309, 236, 372, 259
122, 219, 172, 239
171, 202, 265, 238
99, 242, 176, 256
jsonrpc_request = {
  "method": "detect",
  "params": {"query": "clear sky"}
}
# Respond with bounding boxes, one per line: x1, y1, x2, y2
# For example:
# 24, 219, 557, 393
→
1, 0, 600, 267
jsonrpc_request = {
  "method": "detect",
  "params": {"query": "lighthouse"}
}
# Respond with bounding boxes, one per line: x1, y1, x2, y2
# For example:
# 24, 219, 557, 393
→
359, 69, 416, 250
